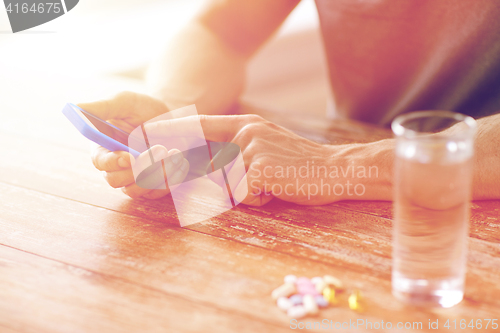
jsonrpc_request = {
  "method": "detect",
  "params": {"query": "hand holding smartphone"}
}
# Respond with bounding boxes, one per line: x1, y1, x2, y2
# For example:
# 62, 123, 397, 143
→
62, 102, 191, 199
62, 103, 141, 158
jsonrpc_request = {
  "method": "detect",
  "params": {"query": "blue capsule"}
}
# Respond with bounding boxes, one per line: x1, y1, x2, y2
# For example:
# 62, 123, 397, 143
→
314, 295, 328, 308
289, 294, 303, 305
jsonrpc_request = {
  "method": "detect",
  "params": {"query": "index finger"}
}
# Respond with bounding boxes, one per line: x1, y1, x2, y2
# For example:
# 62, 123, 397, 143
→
144, 114, 250, 142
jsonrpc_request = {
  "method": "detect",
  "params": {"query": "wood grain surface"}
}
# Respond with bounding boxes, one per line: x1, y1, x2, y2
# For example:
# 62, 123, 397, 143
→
0, 72, 499, 333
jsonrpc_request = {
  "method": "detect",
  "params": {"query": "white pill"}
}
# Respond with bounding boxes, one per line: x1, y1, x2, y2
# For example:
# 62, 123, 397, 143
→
272, 283, 296, 300
303, 294, 319, 315
277, 297, 293, 311
287, 305, 307, 319
323, 275, 343, 290
284, 274, 298, 284
311, 276, 323, 285
315, 280, 327, 293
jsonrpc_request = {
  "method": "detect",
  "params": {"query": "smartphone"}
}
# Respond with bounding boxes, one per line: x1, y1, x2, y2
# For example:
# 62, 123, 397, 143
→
62, 103, 141, 158
62, 102, 245, 200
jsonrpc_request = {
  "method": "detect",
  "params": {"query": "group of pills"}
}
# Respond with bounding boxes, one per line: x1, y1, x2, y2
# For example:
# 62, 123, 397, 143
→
271, 275, 363, 318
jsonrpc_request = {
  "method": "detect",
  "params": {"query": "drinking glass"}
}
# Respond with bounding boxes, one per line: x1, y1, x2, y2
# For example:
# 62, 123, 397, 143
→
391, 111, 476, 308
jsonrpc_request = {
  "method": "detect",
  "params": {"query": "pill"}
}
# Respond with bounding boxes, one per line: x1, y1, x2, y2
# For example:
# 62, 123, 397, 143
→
323, 275, 343, 290
303, 294, 319, 315
277, 296, 293, 311
315, 280, 327, 293
297, 284, 320, 296
322, 287, 338, 305
287, 305, 307, 319
311, 276, 323, 285
348, 290, 363, 312
289, 294, 303, 305
297, 282, 315, 290
314, 295, 328, 308
272, 282, 296, 300
284, 274, 297, 284
296, 277, 312, 285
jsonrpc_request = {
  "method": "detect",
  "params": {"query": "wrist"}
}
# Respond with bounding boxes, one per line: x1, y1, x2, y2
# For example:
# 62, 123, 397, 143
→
323, 140, 394, 202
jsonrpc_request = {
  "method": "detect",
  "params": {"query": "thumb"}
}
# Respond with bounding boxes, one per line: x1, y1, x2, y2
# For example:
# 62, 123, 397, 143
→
77, 91, 140, 120
77, 91, 167, 121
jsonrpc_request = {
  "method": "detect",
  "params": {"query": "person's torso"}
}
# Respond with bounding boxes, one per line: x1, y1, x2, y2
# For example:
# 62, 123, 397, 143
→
315, 0, 500, 125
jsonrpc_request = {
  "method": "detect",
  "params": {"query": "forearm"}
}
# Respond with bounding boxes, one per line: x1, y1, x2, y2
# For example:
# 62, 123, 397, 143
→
146, 0, 300, 115
323, 140, 394, 203
472, 113, 500, 200
146, 21, 248, 114
327, 112, 500, 203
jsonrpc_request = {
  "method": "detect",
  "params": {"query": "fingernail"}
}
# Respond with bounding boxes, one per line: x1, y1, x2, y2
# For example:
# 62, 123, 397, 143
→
152, 149, 169, 162
171, 152, 183, 165
118, 157, 130, 168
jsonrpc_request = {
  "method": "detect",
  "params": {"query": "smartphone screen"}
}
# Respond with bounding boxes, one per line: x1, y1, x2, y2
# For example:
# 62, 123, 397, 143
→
75, 106, 131, 146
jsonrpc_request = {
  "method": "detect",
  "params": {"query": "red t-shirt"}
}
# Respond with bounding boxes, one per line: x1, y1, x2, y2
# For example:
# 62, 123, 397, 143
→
315, 0, 500, 125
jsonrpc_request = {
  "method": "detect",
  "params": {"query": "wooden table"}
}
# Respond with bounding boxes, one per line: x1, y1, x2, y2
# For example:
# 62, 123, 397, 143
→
1, 71, 499, 333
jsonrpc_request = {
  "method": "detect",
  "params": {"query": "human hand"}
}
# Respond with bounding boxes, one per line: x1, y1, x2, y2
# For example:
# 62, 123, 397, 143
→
78, 92, 189, 199
145, 114, 393, 206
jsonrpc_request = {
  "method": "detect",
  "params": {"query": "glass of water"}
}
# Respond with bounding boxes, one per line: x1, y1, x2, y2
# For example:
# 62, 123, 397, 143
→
391, 111, 477, 308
